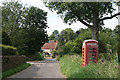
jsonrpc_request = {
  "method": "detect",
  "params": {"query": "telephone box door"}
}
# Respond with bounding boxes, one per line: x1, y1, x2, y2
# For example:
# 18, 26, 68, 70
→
87, 47, 98, 63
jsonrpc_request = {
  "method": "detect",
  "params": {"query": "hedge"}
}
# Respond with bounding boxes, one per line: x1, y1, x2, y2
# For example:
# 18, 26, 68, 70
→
0, 44, 19, 55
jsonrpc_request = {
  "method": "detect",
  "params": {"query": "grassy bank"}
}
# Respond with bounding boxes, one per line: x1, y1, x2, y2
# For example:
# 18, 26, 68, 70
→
2, 63, 31, 79
59, 55, 119, 78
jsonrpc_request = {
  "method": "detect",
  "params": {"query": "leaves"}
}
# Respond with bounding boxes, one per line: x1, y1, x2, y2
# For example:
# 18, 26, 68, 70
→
2, 1, 48, 55
48, 30, 59, 41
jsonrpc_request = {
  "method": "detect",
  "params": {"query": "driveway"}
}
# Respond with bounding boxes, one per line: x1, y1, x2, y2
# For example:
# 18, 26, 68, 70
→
4, 59, 65, 80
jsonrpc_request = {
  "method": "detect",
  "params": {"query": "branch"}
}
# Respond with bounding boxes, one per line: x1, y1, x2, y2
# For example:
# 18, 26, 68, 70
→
69, 4, 93, 28
77, 18, 92, 28
100, 12, 120, 21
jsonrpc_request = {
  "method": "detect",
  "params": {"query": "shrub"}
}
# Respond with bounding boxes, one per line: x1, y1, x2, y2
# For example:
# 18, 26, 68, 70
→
52, 50, 58, 58
56, 55, 60, 61
52, 54, 55, 58
2, 63, 31, 79
1, 44, 19, 55
34, 53, 44, 60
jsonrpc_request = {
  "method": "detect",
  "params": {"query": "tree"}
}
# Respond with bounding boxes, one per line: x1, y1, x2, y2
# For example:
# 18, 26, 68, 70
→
57, 28, 77, 47
62, 41, 75, 55
2, 1, 48, 55
2, 31, 12, 46
14, 6, 48, 55
2, 0, 26, 35
45, 2, 120, 40
48, 30, 59, 41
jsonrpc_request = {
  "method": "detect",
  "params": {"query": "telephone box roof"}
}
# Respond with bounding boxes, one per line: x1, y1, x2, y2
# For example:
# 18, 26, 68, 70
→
84, 39, 98, 43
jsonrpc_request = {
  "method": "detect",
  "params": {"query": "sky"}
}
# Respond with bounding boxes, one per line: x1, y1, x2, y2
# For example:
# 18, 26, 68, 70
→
5, 0, 119, 36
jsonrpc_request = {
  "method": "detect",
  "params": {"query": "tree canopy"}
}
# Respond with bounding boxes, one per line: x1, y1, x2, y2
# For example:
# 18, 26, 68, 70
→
45, 2, 120, 40
57, 28, 77, 47
48, 30, 59, 41
2, 1, 48, 55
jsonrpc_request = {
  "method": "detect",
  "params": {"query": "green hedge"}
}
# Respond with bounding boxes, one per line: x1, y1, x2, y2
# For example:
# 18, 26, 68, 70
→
0, 44, 19, 55
2, 63, 31, 79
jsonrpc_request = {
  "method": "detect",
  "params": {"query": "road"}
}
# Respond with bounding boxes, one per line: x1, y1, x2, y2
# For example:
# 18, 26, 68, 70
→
4, 59, 65, 80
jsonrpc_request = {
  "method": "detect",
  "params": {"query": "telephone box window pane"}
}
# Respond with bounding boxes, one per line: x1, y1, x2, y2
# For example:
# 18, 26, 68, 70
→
87, 43, 97, 45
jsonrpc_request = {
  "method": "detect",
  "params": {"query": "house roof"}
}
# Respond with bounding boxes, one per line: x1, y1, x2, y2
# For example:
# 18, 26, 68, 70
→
41, 41, 57, 49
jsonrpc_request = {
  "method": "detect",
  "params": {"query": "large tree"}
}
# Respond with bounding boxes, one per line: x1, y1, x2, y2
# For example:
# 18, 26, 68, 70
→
2, 0, 26, 35
2, 1, 48, 55
45, 2, 120, 40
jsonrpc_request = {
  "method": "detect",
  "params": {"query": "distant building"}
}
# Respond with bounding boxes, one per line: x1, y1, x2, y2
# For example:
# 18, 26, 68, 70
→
41, 40, 57, 56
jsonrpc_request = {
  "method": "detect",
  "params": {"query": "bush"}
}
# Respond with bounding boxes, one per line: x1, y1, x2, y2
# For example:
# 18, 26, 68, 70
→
56, 55, 60, 61
1, 44, 19, 55
99, 53, 117, 62
52, 50, 58, 58
34, 53, 44, 60
2, 63, 31, 79
52, 54, 55, 58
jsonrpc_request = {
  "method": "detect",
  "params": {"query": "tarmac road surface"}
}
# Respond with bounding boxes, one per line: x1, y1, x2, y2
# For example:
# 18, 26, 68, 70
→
4, 59, 65, 80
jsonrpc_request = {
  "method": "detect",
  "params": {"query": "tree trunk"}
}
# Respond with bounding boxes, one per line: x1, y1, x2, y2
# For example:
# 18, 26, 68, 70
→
90, 13, 99, 41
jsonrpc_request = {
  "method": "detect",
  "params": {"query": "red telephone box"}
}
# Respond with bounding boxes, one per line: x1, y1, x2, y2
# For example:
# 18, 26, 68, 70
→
82, 40, 98, 66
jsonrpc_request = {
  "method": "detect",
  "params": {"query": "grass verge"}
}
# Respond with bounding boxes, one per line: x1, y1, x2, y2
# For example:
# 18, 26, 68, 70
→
59, 55, 119, 78
2, 63, 31, 79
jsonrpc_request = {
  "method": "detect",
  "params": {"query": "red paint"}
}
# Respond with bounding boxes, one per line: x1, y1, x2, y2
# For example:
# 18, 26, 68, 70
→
82, 40, 98, 66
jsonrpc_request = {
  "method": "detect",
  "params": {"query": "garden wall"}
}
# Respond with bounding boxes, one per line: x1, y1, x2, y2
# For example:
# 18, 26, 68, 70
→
2, 56, 26, 72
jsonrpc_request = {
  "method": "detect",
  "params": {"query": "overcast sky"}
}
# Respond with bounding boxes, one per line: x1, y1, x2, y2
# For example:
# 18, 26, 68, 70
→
4, 0, 119, 36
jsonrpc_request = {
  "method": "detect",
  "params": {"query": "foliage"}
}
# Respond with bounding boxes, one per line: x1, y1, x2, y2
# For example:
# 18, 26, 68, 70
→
1, 44, 19, 55
52, 50, 58, 58
99, 28, 117, 53
71, 29, 91, 54
49, 30, 59, 41
34, 53, 44, 61
2, 0, 26, 35
2, 31, 12, 46
59, 55, 119, 78
57, 28, 77, 49
45, 2, 120, 40
114, 25, 120, 62
56, 55, 60, 61
62, 41, 75, 55
26, 52, 44, 61
2, 1, 48, 55
58, 28, 117, 55
2, 63, 31, 79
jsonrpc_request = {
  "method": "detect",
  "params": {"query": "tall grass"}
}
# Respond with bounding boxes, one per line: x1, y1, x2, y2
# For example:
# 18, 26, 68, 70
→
59, 55, 119, 78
